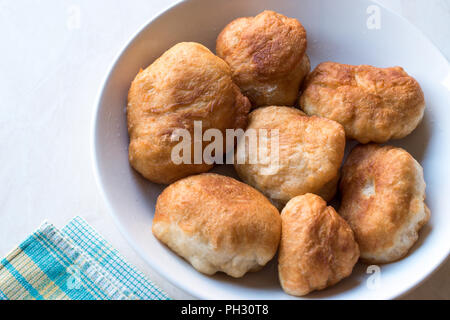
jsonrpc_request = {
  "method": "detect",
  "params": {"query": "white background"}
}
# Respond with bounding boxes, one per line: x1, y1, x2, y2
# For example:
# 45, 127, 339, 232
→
0, 0, 448, 299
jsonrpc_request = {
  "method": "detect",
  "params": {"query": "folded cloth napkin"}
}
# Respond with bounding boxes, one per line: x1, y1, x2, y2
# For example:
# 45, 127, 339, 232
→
0, 217, 170, 300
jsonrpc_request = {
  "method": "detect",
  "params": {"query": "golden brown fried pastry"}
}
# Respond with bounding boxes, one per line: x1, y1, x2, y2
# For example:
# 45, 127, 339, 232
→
216, 10, 310, 107
339, 144, 430, 264
299, 62, 425, 143
152, 173, 281, 277
127, 42, 251, 184
278, 193, 359, 296
234, 106, 345, 207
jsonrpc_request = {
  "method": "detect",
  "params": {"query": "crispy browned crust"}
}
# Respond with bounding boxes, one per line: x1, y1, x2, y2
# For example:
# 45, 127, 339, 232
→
216, 10, 309, 107
234, 106, 345, 206
127, 42, 251, 184
152, 173, 281, 277
339, 144, 430, 263
299, 62, 425, 143
278, 194, 359, 296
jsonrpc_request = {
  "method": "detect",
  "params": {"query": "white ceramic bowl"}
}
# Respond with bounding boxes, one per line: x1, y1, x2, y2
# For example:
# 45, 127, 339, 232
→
92, 0, 450, 299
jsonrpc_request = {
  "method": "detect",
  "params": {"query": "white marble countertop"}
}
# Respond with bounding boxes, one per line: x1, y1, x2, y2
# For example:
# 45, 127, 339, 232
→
0, 0, 448, 299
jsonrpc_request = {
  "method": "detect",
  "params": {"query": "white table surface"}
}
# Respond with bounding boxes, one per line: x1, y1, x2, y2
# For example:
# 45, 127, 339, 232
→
0, 0, 448, 300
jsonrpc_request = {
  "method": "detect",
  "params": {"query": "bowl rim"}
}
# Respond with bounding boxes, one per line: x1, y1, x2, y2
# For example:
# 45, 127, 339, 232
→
91, 0, 450, 299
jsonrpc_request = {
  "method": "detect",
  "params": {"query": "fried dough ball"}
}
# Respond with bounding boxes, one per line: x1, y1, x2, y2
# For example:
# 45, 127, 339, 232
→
339, 144, 430, 263
299, 62, 425, 143
234, 106, 345, 207
216, 10, 310, 107
127, 42, 251, 184
278, 193, 360, 296
152, 173, 281, 278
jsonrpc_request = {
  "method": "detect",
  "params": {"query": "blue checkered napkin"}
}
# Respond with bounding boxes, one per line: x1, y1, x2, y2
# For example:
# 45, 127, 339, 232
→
0, 217, 170, 300
62, 217, 169, 300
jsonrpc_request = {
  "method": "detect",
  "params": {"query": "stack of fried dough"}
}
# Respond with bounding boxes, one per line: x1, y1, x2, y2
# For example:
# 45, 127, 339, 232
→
127, 11, 429, 296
